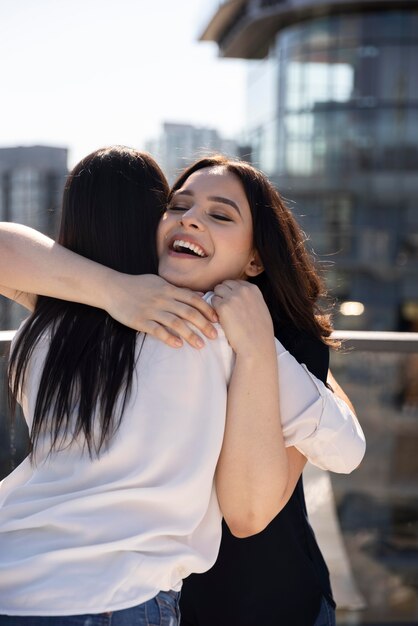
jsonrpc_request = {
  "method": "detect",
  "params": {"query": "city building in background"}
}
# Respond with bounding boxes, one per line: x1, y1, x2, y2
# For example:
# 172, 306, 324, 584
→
201, 2, 418, 624
0, 145, 68, 479
0, 145, 68, 329
146, 121, 250, 183
201, 0, 418, 332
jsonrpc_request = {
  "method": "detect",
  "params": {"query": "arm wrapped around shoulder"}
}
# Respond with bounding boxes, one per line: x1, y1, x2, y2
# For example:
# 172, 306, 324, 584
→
275, 340, 366, 474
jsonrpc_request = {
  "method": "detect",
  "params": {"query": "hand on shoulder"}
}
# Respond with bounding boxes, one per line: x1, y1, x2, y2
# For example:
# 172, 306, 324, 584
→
104, 273, 219, 349
212, 280, 275, 357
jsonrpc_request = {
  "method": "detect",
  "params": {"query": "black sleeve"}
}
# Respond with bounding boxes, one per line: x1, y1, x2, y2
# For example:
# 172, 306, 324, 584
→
275, 325, 329, 384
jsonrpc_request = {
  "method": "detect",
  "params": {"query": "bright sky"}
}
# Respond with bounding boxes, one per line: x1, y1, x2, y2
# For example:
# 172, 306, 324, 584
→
0, 0, 247, 167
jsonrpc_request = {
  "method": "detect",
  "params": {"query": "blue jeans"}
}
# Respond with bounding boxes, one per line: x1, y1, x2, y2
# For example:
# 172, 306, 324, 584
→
313, 595, 336, 626
0, 590, 180, 626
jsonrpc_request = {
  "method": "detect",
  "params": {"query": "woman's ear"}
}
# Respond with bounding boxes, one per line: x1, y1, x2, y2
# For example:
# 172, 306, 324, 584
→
245, 252, 264, 278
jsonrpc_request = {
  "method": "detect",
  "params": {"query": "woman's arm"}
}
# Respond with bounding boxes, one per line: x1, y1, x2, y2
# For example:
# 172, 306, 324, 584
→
0, 222, 217, 347
212, 280, 365, 537
0, 285, 36, 310
212, 281, 295, 538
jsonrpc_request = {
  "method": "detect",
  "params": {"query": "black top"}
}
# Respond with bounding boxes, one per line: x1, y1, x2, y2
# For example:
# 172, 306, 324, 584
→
180, 326, 334, 626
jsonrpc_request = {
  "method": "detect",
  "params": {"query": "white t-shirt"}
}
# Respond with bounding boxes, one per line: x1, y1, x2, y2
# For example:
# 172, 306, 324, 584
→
0, 294, 365, 615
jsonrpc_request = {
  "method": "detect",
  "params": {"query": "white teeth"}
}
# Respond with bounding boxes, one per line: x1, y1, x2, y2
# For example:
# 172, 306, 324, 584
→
172, 239, 206, 257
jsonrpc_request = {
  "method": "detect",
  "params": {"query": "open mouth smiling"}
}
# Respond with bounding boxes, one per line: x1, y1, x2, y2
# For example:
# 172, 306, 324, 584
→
169, 239, 208, 258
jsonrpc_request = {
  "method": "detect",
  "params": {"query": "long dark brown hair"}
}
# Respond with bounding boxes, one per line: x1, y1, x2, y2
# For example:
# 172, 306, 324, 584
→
170, 155, 334, 344
9, 146, 169, 457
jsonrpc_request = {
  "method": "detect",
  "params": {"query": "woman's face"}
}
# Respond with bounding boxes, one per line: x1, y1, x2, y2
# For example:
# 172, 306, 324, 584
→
157, 167, 261, 292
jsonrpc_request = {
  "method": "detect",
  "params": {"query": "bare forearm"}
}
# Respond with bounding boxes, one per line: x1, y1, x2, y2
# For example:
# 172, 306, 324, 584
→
0, 222, 113, 309
0, 222, 217, 345
0, 283, 36, 311
216, 345, 289, 538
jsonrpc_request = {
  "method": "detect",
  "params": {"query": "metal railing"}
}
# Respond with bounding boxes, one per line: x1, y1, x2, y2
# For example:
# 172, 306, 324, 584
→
332, 330, 418, 352
0, 331, 15, 343
2, 329, 418, 351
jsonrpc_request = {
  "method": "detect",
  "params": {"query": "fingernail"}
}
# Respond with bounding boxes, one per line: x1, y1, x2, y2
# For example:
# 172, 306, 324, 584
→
211, 312, 218, 322
209, 328, 217, 338
195, 337, 204, 348
173, 338, 182, 347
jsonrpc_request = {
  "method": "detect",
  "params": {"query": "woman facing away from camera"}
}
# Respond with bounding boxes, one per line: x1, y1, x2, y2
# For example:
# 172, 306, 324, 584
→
0, 149, 365, 626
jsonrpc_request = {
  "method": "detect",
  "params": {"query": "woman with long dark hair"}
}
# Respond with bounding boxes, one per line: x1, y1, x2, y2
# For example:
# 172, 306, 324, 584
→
0, 151, 364, 625
0, 146, 227, 625
165, 155, 350, 626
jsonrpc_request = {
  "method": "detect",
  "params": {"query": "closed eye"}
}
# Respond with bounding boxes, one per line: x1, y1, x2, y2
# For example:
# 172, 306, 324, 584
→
211, 214, 233, 222
167, 206, 232, 222
167, 205, 187, 212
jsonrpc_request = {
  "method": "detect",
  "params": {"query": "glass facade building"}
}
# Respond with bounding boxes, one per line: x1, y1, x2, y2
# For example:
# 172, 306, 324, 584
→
201, 2, 418, 623
0, 145, 68, 329
201, 1, 418, 332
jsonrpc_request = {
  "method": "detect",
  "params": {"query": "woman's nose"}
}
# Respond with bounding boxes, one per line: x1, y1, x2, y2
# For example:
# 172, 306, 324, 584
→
179, 208, 204, 230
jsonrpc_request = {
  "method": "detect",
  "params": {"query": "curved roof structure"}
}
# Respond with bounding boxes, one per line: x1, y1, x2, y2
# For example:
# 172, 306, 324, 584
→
200, 0, 417, 58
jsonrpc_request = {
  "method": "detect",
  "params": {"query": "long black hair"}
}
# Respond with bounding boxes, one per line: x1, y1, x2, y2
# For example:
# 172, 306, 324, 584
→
170, 155, 335, 344
8, 146, 169, 457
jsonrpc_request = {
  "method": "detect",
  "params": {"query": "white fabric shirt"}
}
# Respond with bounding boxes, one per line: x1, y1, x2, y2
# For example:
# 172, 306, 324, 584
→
0, 294, 365, 615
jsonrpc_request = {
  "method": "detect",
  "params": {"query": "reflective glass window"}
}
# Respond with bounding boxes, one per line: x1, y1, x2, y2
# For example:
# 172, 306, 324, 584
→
324, 195, 353, 254
375, 109, 403, 171
329, 57, 354, 103
304, 58, 332, 110
247, 54, 278, 128
375, 45, 403, 101
402, 8, 418, 38
284, 113, 314, 176
405, 45, 418, 100
337, 14, 362, 44
364, 11, 403, 41
284, 58, 304, 110
300, 16, 337, 52
405, 110, 418, 171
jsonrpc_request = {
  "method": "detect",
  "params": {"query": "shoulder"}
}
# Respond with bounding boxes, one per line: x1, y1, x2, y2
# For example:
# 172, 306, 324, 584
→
275, 324, 329, 384
142, 309, 234, 385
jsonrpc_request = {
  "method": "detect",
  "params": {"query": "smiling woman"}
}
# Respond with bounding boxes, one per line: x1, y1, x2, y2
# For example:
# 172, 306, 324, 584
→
162, 155, 362, 626
157, 167, 264, 291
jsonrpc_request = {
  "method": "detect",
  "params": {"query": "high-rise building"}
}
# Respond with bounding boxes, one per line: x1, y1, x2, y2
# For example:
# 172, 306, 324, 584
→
200, 3, 418, 623
0, 145, 68, 329
201, 0, 418, 331
0, 146, 68, 478
146, 122, 247, 183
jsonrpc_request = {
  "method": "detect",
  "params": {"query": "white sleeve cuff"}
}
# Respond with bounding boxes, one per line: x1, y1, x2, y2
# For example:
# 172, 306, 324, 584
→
295, 391, 366, 474
274, 339, 366, 474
